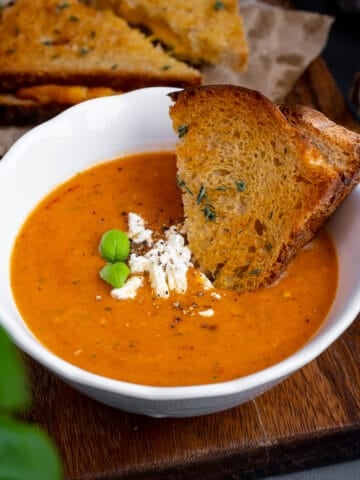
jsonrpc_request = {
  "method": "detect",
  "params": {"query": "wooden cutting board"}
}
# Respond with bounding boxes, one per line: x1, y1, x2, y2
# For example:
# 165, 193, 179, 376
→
6, 0, 358, 477
17, 57, 360, 480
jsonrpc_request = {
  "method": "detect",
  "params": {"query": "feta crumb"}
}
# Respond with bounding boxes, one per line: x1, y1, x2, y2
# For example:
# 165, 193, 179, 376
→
199, 272, 213, 290
211, 292, 221, 300
111, 276, 143, 300
128, 212, 153, 245
95, 295, 102, 301
128, 222, 192, 298
198, 309, 215, 317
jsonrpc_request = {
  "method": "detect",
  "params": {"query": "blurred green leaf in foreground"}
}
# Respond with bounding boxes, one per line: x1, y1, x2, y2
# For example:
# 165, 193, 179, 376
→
0, 326, 62, 480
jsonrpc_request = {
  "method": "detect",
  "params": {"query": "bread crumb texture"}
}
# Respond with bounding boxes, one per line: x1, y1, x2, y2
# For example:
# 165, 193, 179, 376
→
0, 0, 201, 91
87, 0, 249, 70
170, 85, 360, 292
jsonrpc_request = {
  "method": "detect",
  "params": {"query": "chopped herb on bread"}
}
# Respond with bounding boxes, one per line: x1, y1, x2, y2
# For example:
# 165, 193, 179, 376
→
169, 85, 360, 292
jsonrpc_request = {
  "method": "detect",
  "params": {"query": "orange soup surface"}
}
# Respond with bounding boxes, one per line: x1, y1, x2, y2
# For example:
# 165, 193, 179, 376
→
11, 152, 338, 386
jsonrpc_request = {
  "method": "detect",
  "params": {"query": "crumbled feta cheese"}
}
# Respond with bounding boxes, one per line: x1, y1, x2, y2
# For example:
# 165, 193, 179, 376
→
211, 292, 221, 300
111, 276, 143, 300
199, 272, 213, 290
128, 218, 192, 298
128, 212, 153, 245
95, 295, 102, 301
128, 253, 148, 273
198, 309, 215, 317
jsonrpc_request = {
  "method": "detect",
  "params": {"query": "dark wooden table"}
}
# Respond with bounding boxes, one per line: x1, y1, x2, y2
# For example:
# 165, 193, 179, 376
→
8, 1, 359, 479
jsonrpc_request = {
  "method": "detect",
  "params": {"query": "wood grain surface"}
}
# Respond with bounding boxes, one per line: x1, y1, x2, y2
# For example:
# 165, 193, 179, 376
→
10, 2, 360, 479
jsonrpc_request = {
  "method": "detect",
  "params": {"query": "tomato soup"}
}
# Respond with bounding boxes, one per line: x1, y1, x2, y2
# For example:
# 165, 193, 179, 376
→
11, 152, 338, 386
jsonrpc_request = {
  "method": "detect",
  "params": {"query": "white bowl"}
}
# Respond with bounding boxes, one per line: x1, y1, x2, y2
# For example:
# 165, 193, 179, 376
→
0, 87, 359, 418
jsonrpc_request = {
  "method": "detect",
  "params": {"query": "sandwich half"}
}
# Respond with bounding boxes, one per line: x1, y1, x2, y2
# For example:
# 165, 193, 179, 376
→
0, 0, 201, 123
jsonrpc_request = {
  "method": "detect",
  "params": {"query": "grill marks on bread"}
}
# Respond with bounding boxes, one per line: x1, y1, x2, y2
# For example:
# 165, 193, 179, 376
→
169, 85, 360, 292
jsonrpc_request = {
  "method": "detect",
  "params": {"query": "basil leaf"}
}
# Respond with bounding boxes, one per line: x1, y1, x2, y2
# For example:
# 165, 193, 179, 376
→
99, 229, 130, 263
99, 262, 130, 288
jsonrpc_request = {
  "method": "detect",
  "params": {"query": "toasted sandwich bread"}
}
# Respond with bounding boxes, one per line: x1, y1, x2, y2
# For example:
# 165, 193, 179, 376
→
86, 0, 248, 71
0, 85, 122, 125
169, 85, 360, 292
0, 0, 201, 120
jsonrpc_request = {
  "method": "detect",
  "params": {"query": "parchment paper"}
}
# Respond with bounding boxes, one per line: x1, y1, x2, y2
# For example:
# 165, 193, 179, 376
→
0, 0, 334, 156
204, 0, 334, 103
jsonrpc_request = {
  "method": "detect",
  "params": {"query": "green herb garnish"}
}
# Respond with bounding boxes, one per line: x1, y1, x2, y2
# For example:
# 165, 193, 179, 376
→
56, 2, 70, 10
177, 124, 188, 138
213, 1, 226, 11
202, 203, 216, 221
249, 268, 261, 275
42, 40, 53, 46
99, 262, 130, 288
235, 180, 246, 192
99, 229, 130, 263
264, 243, 273, 250
79, 46, 89, 56
196, 185, 206, 205
176, 175, 193, 195
161, 64, 172, 70
111, 63, 118, 70
216, 186, 227, 191
68, 15, 79, 22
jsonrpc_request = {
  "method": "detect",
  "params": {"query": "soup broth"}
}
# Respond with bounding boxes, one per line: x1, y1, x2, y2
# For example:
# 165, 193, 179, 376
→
11, 152, 338, 386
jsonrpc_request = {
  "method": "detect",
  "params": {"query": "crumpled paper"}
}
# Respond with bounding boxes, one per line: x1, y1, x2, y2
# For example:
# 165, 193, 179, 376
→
0, 0, 334, 156
204, 0, 334, 103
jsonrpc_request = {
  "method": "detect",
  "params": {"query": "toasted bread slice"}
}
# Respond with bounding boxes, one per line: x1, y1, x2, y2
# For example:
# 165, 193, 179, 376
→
169, 85, 360, 292
86, 0, 248, 71
0, 0, 201, 93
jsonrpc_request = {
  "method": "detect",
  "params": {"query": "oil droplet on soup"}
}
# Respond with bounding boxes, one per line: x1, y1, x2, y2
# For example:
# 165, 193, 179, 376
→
11, 152, 338, 387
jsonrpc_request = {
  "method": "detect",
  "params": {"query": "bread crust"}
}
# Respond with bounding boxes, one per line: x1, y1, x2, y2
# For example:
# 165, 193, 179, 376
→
169, 85, 358, 292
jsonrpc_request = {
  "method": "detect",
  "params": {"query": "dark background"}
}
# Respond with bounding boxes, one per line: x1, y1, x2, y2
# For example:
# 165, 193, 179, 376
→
293, 0, 360, 121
